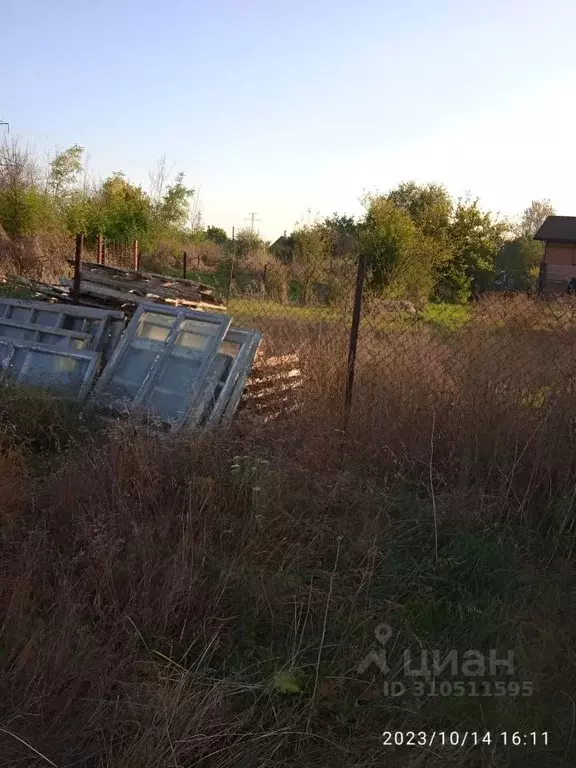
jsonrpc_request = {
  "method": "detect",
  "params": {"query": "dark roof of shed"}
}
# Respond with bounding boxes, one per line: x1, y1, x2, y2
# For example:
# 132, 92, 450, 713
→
534, 216, 576, 243
269, 235, 294, 254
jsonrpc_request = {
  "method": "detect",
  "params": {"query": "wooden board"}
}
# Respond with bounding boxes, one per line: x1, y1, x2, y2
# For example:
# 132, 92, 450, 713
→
60, 278, 227, 313
241, 352, 303, 421
68, 260, 220, 300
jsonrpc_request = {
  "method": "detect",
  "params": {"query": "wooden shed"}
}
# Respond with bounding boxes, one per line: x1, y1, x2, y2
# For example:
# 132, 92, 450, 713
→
534, 216, 576, 294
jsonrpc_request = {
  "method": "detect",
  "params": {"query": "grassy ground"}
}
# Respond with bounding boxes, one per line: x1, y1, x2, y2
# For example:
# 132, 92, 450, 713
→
1, 279, 576, 765
1, 359, 576, 766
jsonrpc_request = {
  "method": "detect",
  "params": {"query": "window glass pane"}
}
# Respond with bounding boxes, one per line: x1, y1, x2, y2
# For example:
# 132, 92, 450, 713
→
174, 319, 223, 351
154, 356, 203, 393
147, 355, 205, 422
36, 332, 69, 346
219, 340, 241, 358
62, 316, 86, 332
35, 310, 59, 327
136, 312, 175, 343
69, 338, 88, 351
0, 326, 35, 341
174, 330, 209, 351
10, 349, 88, 395
109, 346, 160, 400
146, 390, 189, 422
8, 308, 31, 323
106, 378, 141, 400
196, 354, 234, 424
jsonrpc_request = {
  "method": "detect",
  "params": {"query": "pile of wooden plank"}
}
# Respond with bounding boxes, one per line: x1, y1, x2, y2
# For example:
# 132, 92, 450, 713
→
63, 261, 226, 313
240, 352, 302, 422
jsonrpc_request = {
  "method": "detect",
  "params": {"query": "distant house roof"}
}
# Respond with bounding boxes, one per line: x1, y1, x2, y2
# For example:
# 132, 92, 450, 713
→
269, 234, 291, 250
534, 216, 576, 243
269, 234, 294, 263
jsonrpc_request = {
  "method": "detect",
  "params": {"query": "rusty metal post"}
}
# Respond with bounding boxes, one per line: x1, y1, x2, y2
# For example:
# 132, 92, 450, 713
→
263, 262, 268, 287
226, 226, 235, 305
133, 240, 140, 271
101, 238, 106, 266
344, 251, 366, 424
182, 251, 188, 279
72, 233, 83, 304
96, 234, 103, 265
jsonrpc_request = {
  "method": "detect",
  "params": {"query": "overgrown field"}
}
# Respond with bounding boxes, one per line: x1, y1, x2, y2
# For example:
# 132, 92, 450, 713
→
1, 299, 576, 767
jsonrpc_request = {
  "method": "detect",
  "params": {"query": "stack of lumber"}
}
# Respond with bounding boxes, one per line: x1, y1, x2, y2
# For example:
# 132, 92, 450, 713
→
241, 352, 302, 422
63, 261, 226, 313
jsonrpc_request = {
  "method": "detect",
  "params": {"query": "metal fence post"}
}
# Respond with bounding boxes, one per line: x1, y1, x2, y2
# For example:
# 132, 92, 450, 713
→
73, 233, 84, 304
182, 251, 188, 279
133, 239, 140, 271
344, 251, 366, 423
97, 234, 103, 265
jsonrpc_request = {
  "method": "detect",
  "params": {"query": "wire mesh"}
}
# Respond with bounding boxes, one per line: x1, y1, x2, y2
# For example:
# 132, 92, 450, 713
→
206, 251, 576, 424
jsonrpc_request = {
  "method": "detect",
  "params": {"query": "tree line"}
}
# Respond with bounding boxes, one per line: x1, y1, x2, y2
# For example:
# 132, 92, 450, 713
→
0, 139, 554, 304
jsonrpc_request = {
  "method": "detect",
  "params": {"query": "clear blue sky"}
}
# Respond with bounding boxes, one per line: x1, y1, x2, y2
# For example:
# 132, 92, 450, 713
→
3, 0, 576, 239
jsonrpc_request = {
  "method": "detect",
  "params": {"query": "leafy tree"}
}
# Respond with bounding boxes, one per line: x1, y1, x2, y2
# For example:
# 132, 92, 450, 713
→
518, 199, 555, 238
321, 213, 358, 261
495, 198, 554, 289
360, 197, 417, 292
206, 226, 228, 245
359, 195, 449, 306
495, 237, 542, 290
234, 228, 264, 260
0, 185, 59, 237
48, 144, 84, 197
156, 172, 194, 229
322, 213, 357, 237
0, 139, 58, 237
93, 172, 152, 243
438, 198, 507, 301
291, 224, 331, 305
386, 182, 453, 239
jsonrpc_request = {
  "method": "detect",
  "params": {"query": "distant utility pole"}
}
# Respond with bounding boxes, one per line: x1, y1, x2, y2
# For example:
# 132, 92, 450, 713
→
245, 212, 261, 232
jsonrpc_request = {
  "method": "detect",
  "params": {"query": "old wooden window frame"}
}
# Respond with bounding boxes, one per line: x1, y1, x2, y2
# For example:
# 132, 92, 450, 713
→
0, 317, 93, 349
199, 327, 262, 426
0, 299, 125, 361
0, 338, 100, 400
91, 303, 232, 429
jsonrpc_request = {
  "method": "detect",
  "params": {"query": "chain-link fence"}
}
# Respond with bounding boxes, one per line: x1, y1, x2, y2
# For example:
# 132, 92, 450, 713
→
60, 236, 576, 429
216, 251, 576, 428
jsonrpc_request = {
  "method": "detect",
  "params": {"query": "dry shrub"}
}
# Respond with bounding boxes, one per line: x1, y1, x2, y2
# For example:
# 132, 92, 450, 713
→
196, 240, 225, 270
0, 232, 71, 282
2, 399, 576, 766
264, 260, 288, 303
5, 296, 576, 765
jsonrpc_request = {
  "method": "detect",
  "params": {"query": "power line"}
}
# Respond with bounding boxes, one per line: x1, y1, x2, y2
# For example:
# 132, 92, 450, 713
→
244, 212, 261, 232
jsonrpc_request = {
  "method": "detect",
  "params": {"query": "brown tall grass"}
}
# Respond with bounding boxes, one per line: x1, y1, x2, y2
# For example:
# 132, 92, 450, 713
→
2, 296, 576, 766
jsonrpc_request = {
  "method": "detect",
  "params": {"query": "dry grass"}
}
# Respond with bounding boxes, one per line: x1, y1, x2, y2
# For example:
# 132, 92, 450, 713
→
2, 296, 576, 766
0, 233, 72, 284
